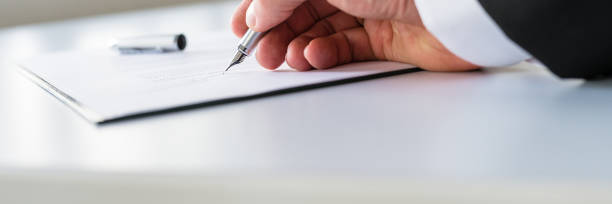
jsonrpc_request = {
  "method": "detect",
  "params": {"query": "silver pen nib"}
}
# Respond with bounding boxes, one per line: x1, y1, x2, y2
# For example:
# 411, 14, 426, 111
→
225, 51, 247, 72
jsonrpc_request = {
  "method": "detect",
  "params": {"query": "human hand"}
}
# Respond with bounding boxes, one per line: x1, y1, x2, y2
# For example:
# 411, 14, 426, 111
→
231, 0, 478, 72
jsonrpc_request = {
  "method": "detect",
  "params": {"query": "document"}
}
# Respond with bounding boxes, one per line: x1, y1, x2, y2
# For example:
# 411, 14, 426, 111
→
19, 33, 417, 124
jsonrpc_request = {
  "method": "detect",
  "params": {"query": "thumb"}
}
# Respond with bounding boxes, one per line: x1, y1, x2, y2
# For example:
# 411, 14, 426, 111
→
247, 0, 306, 32
326, 0, 414, 21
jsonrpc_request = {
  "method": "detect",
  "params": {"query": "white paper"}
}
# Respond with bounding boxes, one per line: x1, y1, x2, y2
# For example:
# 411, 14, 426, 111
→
20, 33, 415, 123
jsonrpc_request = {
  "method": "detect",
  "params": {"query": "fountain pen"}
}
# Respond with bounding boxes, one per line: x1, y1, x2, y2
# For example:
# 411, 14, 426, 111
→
225, 29, 267, 71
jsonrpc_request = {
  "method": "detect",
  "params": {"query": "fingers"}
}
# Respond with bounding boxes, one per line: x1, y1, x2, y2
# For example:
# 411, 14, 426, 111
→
326, 0, 414, 22
254, 0, 339, 69
286, 12, 361, 71
303, 27, 378, 70
231, 0, 252, 37
284, 0, 338, 34
246, 0, 307, 32
233, 0, 387, 71
255, 23, 296, 69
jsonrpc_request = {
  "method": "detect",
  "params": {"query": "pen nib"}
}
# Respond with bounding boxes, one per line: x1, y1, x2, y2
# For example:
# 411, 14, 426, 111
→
225, 51, 247, 72
225, 64, 234, 72
224, 61, 239, 74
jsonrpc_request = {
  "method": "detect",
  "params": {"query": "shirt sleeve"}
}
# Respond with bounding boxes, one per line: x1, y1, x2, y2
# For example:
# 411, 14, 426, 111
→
414, 0, 532, 67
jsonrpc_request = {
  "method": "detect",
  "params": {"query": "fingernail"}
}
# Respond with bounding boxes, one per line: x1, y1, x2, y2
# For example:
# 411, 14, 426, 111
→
246, 4, 256, 28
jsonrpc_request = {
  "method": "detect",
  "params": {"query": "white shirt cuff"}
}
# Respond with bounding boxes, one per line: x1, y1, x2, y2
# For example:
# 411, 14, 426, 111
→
414, 0, 532, 67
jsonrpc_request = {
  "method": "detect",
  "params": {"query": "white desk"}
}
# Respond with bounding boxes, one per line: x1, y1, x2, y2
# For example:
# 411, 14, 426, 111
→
1, 1, 611, 203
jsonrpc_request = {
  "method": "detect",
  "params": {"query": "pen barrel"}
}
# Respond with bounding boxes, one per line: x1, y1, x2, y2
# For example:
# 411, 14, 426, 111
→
238, 29, 265, 56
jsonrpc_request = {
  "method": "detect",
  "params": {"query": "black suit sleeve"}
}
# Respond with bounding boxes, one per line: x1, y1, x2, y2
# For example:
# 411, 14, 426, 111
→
477, 1, 612, 79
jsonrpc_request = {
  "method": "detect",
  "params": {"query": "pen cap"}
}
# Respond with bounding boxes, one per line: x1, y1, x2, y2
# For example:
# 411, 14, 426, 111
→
112, 33, 187, 53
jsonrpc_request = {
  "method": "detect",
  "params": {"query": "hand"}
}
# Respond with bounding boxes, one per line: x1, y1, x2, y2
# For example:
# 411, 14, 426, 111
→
231, 0, 479, 72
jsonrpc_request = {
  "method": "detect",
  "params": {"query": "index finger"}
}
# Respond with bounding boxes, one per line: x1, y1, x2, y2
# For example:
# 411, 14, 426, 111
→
231, 0, 252, 37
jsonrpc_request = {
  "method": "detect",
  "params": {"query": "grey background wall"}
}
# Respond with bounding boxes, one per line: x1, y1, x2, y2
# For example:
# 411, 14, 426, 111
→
0, 0, 217, 27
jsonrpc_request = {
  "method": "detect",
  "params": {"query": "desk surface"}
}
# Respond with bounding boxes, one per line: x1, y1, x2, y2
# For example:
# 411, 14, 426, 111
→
1, 1, 612, 203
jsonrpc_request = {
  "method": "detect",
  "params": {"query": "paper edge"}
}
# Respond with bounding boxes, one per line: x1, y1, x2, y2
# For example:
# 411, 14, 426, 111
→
17, 65, 106, 124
